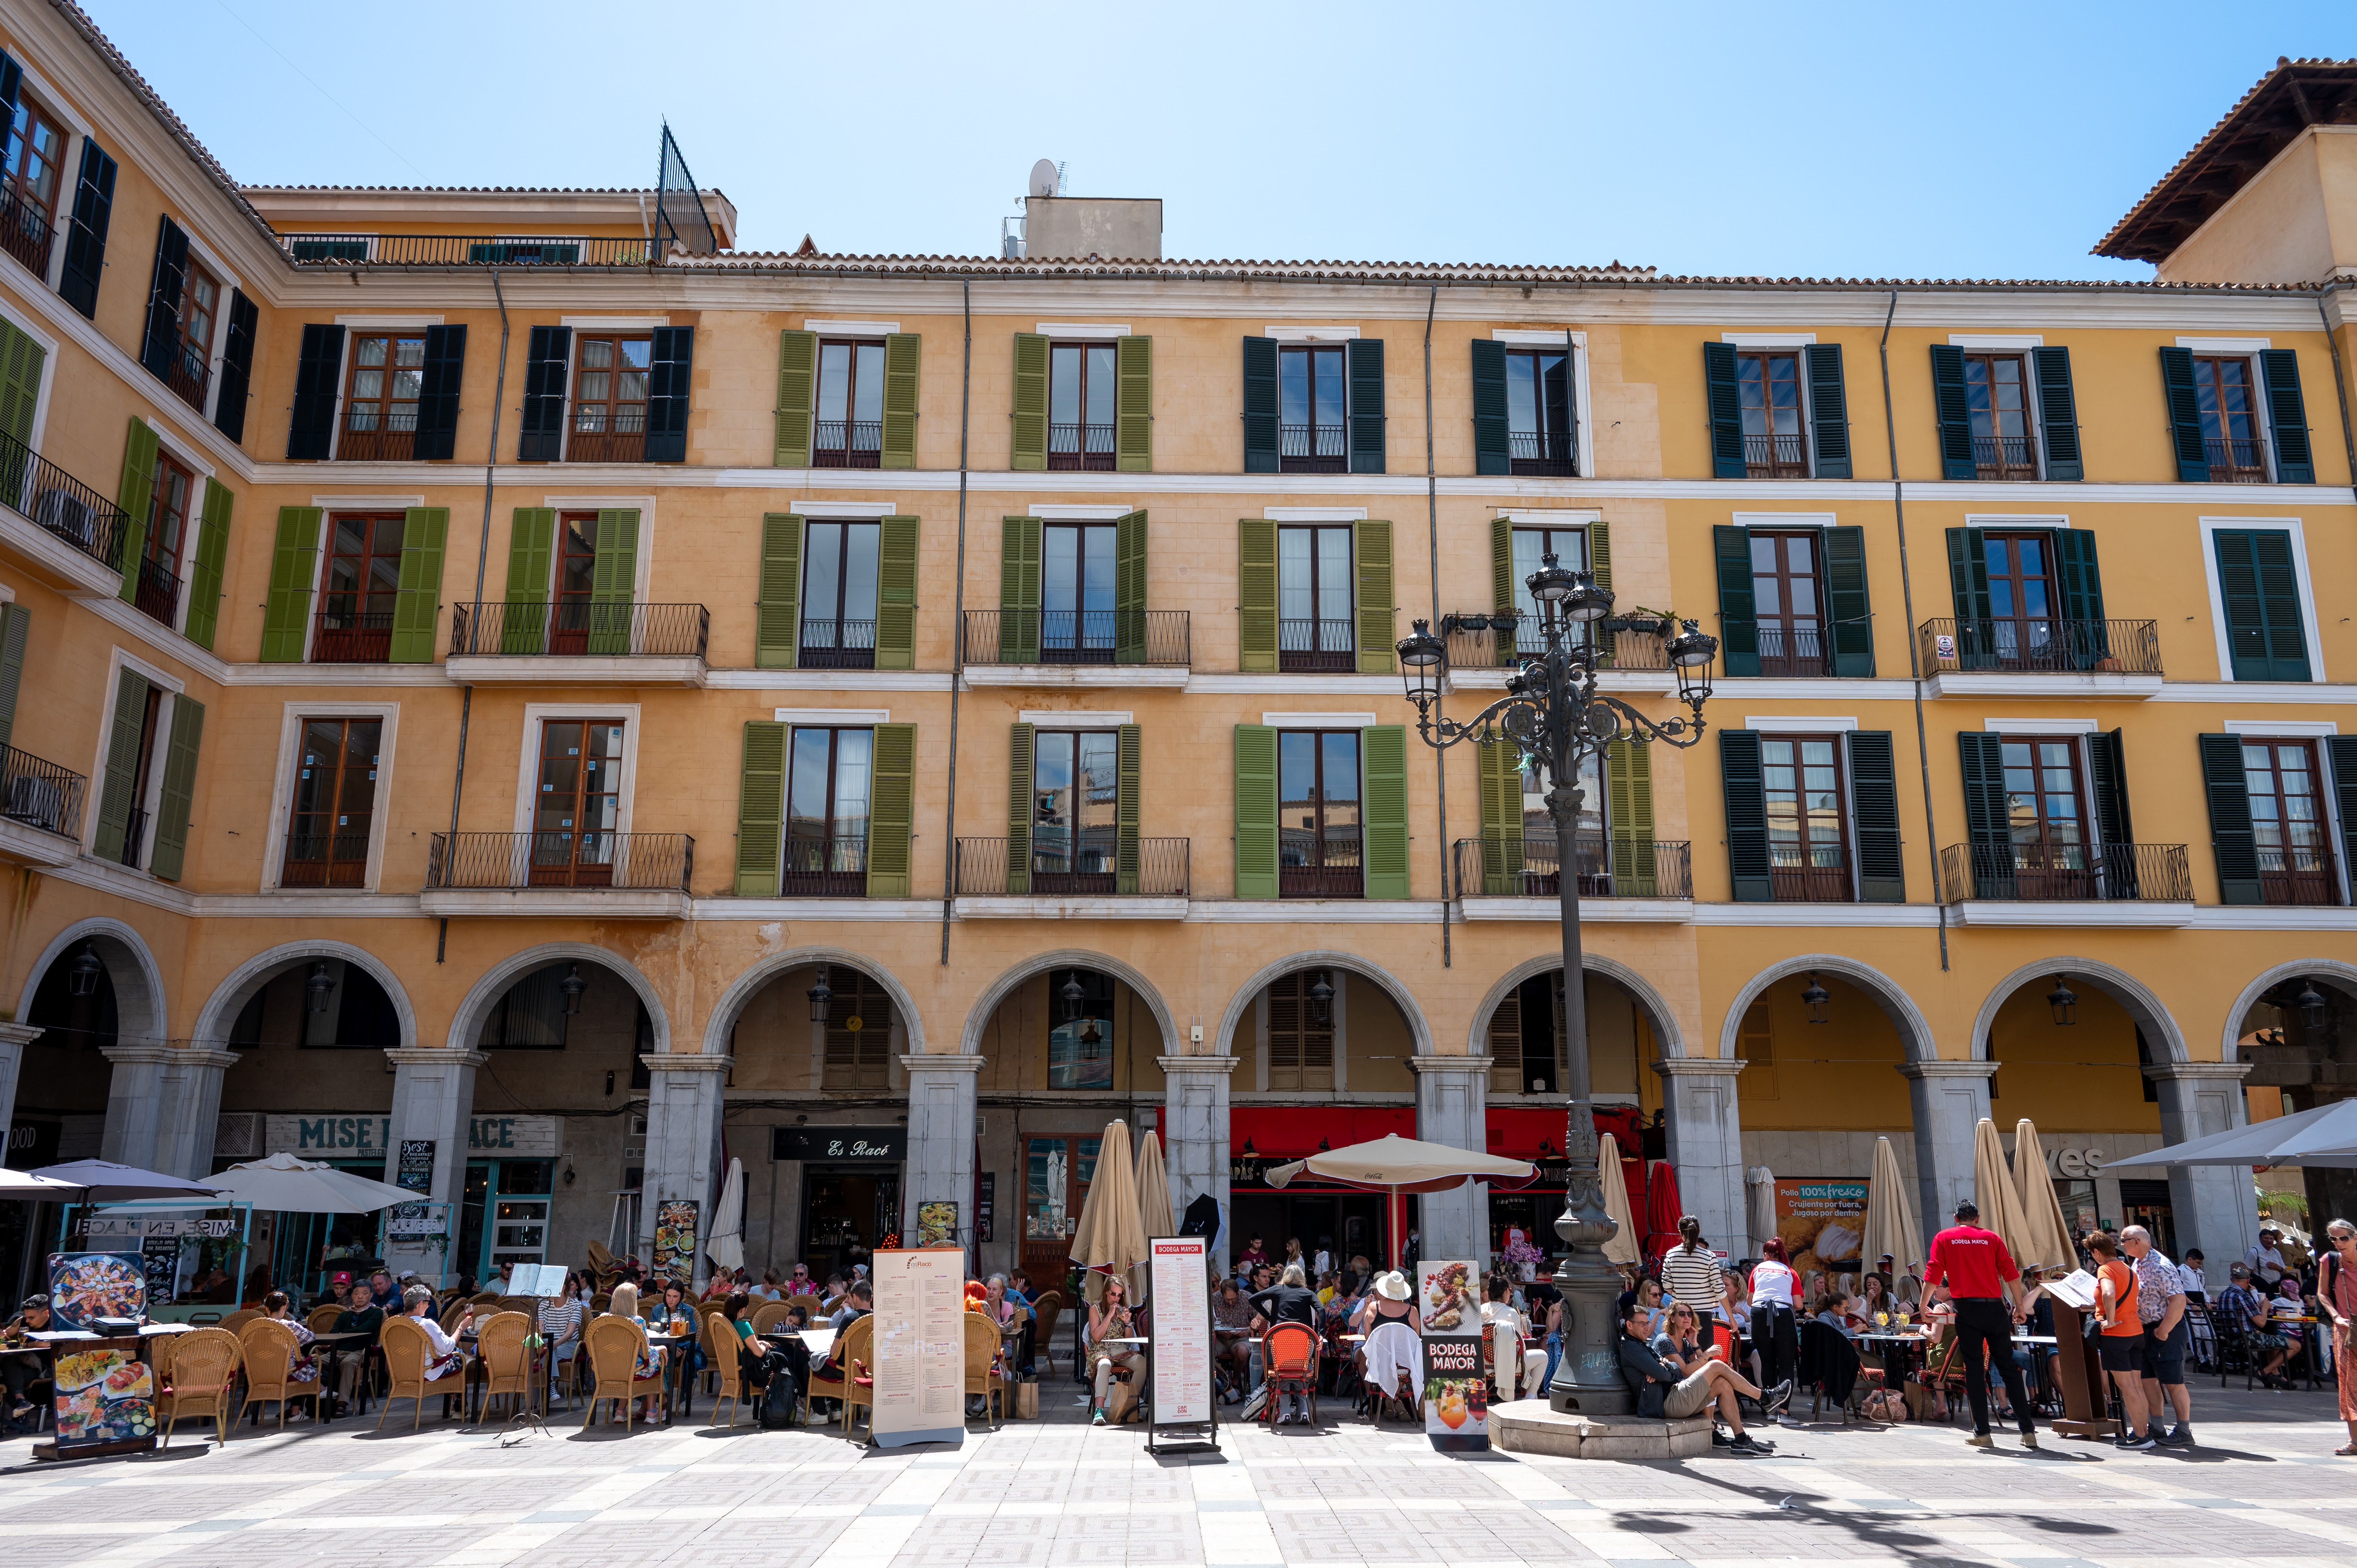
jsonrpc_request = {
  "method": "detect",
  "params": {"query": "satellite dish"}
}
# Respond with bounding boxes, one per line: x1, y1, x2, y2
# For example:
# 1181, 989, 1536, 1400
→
1029, 159, 1059, 199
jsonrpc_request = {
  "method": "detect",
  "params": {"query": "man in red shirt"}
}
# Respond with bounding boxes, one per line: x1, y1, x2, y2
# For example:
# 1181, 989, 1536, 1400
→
1924, 1198, 2037, 1449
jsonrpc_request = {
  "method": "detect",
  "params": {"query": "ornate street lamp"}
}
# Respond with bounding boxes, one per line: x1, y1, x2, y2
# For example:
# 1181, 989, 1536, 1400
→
1801, 973, 1831, 1025
1061, 971, 1086, 1021
2296, 980, 2328, 1030
1308, 971, 1334, 1027
67, 942, 101, 998
559, 964, 587, 1016
807, 966, 833, 1024
306, 960, 335, 1014
1395, 549, 1716, 1417
2046, 976, 2078, 1027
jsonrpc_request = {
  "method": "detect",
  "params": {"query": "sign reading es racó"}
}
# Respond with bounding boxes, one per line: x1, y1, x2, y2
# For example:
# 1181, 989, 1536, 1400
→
262, 1115, 560, 1158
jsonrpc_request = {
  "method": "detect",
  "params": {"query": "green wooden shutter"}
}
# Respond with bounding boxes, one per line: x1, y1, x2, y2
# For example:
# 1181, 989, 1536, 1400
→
287, 324, 344, 460
413, 323, 465, 461
0, 316, 46, 453
1116, 335, 1152, 472
1353, 518, 1394, 674
1006, 722, 1034, 895
93, 667, 147, 863
2197, 733, 2261, 905
774, 329, 817, 467
1347, 337, 1384, 474
587, 508, 640, 654
2258, 348, 2314, 484
1243, 337, 1279, 473
644, 326, 693, 463
1957, 732, 2015, 898
2159, 347, 2209, 482
387, 506, 448, 663
1234, 725, 1278, 899
733, 721, 786, 897
1713, 525, 1759, 677
147, 695, 202, 882
2214, 529, 2311, 682
881, 332, 920, 469
1010, 333, 1048, 471
113, 417, 157, 602
866, 723, 916, 898
1846, 730, 1903, 903
183, 479, 232, 652
2325, 738, 2357, 907
1822, 524, 1874, 678
997, 515, 1041, 663
2030, 346, 2082, 480
1944, 527, 1991, 668
1929, 344, 1975, 480
260, 506, 322, 662
1490, 517, 1519, 662
2089, 727, 2133, 870
1114, 509, 1148, 664
1803, 343, 1850, 479
2054, 528, 2105, 624
1477, 740, 1524, 894
1718, 730, 1771, 902
1238, 518, 1277, 672
503, 507, 556, 654
1605, 736, 1656, 897
1703, 341, 1743, 478
0, 604, 28, 753
1586, 520, 1611, 592
1116, 723, 1142, 895
1472, 339, 1510, 476
1361, 725, 1409, 898
756, 513, 803, 668
874, 514, 919, 670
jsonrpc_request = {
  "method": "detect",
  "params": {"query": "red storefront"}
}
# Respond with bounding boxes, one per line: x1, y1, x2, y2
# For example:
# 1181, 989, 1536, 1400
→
1485, 1107, 1660, 1261
1228, 1107, 1413, 1272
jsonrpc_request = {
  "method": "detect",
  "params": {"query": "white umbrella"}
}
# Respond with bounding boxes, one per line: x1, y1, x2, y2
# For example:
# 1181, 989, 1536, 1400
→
1267, 1133, 1534, 1274
1070, 1120, 1146, 1304
0, 1166, 79, 1199
34, 1160, 220, 1202
707, 1157, 746, 1274
1860, 1137, 1923, 1278
2111, 1099, 2357, 1169
1596, 1132, 1641, 1266
200, 1151, 412, 1212
1746, 1165, 1777, 1258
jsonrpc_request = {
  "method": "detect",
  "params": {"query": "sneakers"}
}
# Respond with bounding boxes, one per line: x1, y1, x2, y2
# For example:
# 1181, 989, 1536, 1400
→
2161, 1425, 2194, 1448
1711, 1428, 1733, 1448
1966, 1432, 1995, 1449
1762, 1380, 1794, 1416
2019, 1430, 2039, 1451
1728, 1432, 1767, 1454
1091, 1407, 1107, 1427
1240, 1387, 1268, 1421
2117, 1432, 2157, 1451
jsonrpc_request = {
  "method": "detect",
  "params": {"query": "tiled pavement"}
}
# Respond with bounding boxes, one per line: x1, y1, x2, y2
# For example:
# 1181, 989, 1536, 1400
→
3, 1383, 2355, 1567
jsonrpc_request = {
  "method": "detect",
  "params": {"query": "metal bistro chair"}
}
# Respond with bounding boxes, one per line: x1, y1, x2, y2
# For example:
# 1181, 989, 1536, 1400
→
1261, 1321, 1321, 1428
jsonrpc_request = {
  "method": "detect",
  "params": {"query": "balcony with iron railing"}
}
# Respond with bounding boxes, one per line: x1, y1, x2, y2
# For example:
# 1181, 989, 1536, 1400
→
2258, 846, 2342, 909
0, 743, 87, 855
1752, 623, 1832, 678
1280, 828, 1362, 898
1452, 836, 1692, 905
1279, 618, 1359, 674
311, 606, 394, 663
0, 186, 56, 279
1048, 422, 1114, 471
116, 806, 149, 871
279, 234, 656, 267
1439, 612, 1671, 673
799, 618, 876, 670
812, 419, 881, 469
2205, 435, 2269, 483
1768, 842, 1852, 903
340, 406, 418, 461
424, 830, 693, 917
1939, 842, 2192, 914
781, 834, 869, 897
961, 609, 1191, 670
448, 600, 710, 681
1280, 423, 1347, 474
1743, 431, 1808, 478
280, 831, 371, 888
953, 833, 1191, 907
0, 428, 130, 582
568, 411, 645, 463
132, 554, 180, 628
1917, 618, 2161, 686
1510, 429, 1578, 478
1973, 434, 2038, 481
147, 326, 209, 412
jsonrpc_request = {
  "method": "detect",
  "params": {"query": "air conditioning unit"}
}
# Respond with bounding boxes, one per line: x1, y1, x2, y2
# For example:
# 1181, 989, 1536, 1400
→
33, 488, 94, 546
214, 1112, 262, 1159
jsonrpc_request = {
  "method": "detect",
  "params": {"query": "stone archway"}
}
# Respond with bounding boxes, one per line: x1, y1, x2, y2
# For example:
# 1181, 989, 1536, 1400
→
1211, 949, 1436, 1065
703, 945, 927, 1059
1465, 952, 1688, 1060
1716, 953, 1938, 1064
959, 948, 1179, 1061
445, 943, 671, 1056
190, 940, 420, 1054
16, 917, 168, 1047
2221, 959, 2357, 1063
1969, 956, 2188, 1067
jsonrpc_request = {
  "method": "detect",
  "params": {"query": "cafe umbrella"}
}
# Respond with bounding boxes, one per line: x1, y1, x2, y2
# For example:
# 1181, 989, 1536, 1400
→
1746, 1164, 1778, 1259
2010, 1119, 2076, 1274
2108, 1097, 2357, 1169
0, 1166, 79, 1199
1134, 1129, 1175, 1252
1859, 1137, 1923, 1280
203, 1151, 415, 1212
1969, 1118, 2039, 1263
1068, 1119, 1148, 1306
1265, 1134, 1535, 1273
32, 1160, 222, 1202
708, 1157, 747, 1276
1595, 1132, 1640, 1267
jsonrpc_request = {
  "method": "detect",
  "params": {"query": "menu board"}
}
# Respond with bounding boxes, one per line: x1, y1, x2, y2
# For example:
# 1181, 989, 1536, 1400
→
916, 1200, 959, 1250
140, 1238, 179, 1306
651, 1198, 699, 1284
1147, 1236, 1215, 1448
388, 1139, 439, 1239
51, 1337, 154, 1454
869, 1246, 965, 1449
1418, 1259, 1488, 1453
506, 1263, 569, 1299
48, 1252, 146, 1330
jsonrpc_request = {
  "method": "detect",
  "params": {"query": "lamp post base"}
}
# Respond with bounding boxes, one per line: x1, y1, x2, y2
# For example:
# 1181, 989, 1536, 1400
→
1546, 1240, 1634, 1417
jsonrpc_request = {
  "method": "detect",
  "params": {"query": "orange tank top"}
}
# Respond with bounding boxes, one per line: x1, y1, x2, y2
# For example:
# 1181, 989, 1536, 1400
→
2097, 1259, 2141, 1336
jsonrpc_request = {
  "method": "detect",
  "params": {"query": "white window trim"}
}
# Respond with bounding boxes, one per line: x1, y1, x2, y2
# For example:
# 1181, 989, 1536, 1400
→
1032, 504, 1132, 520
2223, 719, 2338, 736
1261, 712, 1377, 728
1745, 715, 1858, 733
333, 314, 443, 329
539, 495, 657, 603
142, 420, 217, 640
1720, 332, 1816, 347
172, 231, 241, 429
2196, 517, 2324, 683
512, 704, 642, 839
88, 647, 187, 868
773, 708, 889, 725
1035, 323, 1130, 337
1982, 717, 2101, 734
560, 316, 669, 330
800, 319, 900, 336
2176, 337, 2271, 353
1486, 333, 1595, 482
1265, 506, 1366, 522
1264, 325, 1359, 341
260, 702, 401, 893
1018, 710, 1131, 726
794, 500, 894, 518
1721, 339, 1822, 478
24, 71, 98, 298
1947, 334, 2045, 349
0, 299, 62, 454
1960, 512, 2071, 528
1729, 510, 1837, 530
1491, 329, 1586, 346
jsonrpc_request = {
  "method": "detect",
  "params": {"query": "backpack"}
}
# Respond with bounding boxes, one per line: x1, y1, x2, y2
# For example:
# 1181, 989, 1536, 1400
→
758, 1370, 799, 1429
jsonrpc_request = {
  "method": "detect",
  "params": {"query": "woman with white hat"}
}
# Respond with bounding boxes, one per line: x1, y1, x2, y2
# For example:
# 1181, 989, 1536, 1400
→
1354, 1270, 1422, 1333
1356, 1271, 1423, 1417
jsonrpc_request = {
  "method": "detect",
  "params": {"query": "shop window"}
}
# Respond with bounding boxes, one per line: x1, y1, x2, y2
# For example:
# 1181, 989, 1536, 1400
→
1024, 1135, 1099, 1284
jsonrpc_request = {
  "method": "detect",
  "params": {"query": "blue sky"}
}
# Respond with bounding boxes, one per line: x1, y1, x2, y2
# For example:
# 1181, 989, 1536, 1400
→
92, 0, 2357, 278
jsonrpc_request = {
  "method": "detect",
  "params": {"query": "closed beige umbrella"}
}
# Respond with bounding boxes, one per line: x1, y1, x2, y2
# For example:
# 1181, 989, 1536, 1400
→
1596, 1132, 1641, 1267
1860, 1136, 1923, 1279
1068, 1120, 1147, 1305
2011, 1118, 2075, 1274
1135, 1128, 1176, 1240
1969, 1117, 2037, 1264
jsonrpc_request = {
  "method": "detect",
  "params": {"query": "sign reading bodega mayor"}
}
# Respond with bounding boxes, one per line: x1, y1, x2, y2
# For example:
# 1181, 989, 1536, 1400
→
266, 1115, 559, 1158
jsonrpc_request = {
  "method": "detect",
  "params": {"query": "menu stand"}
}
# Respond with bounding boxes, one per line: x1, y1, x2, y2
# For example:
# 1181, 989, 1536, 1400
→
2045, 1304, 2116, 1440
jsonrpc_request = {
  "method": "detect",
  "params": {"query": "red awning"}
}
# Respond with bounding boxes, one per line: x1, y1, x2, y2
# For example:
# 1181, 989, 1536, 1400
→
1230, 1106, 1413, 1158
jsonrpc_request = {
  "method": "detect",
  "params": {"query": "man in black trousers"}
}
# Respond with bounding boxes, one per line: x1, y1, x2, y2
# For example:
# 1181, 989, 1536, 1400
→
1924, 1198, 2037, 1451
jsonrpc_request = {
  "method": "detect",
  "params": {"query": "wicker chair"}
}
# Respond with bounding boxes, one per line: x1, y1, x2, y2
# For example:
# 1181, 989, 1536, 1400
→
700, 1308, 745, 1429
439, 1299, 472, 1333
786, 1292, 826, 1324
961, 1311, 1010, 1427
236, 1319, 323, 1429
834, 1314, 879, 1434
306, 1304, 345, 1333
158, 1327, 241, 1448
1029, 1291, 1065, 1375
378, 1315, 469, 1431
590, 1292, 612, 1314
582, 1314, 667, 1432
473, 1311, 534, 1423
748, 1301, 793, 1336
217, 1308, 261, 1338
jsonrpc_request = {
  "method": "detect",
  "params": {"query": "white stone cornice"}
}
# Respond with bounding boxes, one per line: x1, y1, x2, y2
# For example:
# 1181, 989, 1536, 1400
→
1407, 1056, 1489, 1075
1897, 1060, 2002, 1080
1157, 1055, 1242, 1075
900, 1054, 985, 1073
384, 1048, 488, 1069
1653, 1056, 1748, 1077
0, 1022, 44, 1046
641, 1052, 733, 1074
2141, 1061, 2255, 1081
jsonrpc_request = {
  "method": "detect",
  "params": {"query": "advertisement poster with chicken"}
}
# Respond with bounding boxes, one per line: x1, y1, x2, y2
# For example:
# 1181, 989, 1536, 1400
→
1417, 1259, 1488, 1453
1773, 1180, 1869, 1274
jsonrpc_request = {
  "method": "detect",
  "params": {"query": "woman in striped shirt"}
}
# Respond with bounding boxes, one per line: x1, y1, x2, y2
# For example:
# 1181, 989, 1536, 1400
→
1660, 1216, 1724, 1314
539, 1272, 586, 1401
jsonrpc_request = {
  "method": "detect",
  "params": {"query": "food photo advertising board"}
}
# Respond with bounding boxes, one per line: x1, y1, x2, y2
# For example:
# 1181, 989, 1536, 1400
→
1417, 1259, 1488, 1453
1772, 1180, 1869, 1275
1146, 1235, 1215, 1451
651, 1199, 699, 1283
869, 1246, 965, 1448
49, 1252, 146, 1330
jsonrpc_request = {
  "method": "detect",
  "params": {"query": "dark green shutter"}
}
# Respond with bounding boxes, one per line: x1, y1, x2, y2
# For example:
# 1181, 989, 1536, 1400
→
880, 331, 920, 469
147, 696, 203, 883
1113, 509, 1148, 664
1803, 343, 1850, 478
413, 324, 466, 460
1823, 525, 1873, 678
1006, 722, 1034, 895
587, 509, 639, 654
93, 668, 147, 864
0, 54, 19, 121
756, 514, 803, 668
58, 139, 115, 320
2326, 738, 2357, 905
1115, 724, 1142, 896
2089, 729, 2133, 896
0, 316, 43, 457
1472, 339, 1510, 476
2258, 349, 2314, 484
2159, 347, 2209, 482
518, 325, 571, 461
1718, 730, 1771, 902
1929, 344, 1974, 480
2214, 529, 2311, 682
1234, 725, 1277, 899
503, 507, 556, 654
774, 329, 817, 467
733, 721, 786, 897
1010, 333, 1048, 471
1956, 732, 2015, 898
2197, 733, 2261, 905
1238, 518, 1277, 672
213, 292, 257, 444
1347, 337, 1384, 474
644, 326, 693, 462
1353, 519, 1394, 674
287, 324, 344, 461
2031, 346, 2081, 480
1243, 337, 1279, 473
1713, 525, 1759, 677
1846, 731, 1903, 903
1361, 725, 1409, 898
1703, 342, 1743, 477
113, 418, 157, 604
1605, 736, 1656, 897
875, 515, 919, 670
260, 507, 322, 662
139, 216, 188, 382
183, 479, 232, 652
0, 604, 28, 753
866, 723, 916, 898
2054, 527, 2107, 666
997, 515, 1042, 663
1945, 527, 1991, 668
1116, 335, 1152, 472
389, 506, 447, 663
1477, 741, 1524, 894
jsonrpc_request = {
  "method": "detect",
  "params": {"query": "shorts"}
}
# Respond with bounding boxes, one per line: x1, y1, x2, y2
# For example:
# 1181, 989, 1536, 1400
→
2142, 1320, 2189, 1385
1661, 1365, 1717, 1420
2097, 1335, 2145, 1373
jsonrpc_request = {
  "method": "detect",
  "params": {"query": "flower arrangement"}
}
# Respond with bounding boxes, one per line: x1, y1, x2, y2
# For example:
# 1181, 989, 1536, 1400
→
1499, 1235, 1545, 1280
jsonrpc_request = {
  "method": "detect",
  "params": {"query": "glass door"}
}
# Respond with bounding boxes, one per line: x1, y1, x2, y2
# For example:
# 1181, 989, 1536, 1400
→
1023, 1136, 1100, 1288
531, 719, 625, 885
487, 1160, 553, 1283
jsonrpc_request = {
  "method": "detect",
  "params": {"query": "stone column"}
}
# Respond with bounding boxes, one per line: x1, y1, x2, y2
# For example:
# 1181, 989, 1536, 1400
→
1159, 1054, 1239, 1265
901, 1054, 982, 1252
1653, 1056, 1748, 1254
1412, 1057, 1489, 1267
1899, 1060, 1999, 1247
100, 1043, 239, 1179
2144, 1060, 2257, 1264
642, 1053, 731, 1289
383, 1048, 485, 1287
0, 1022, 43, 1150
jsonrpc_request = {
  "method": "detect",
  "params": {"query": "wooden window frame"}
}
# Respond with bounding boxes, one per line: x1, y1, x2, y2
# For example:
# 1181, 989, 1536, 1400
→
798, 518, 880, 669
820, 968, 893, 1091
1961, 352, 2037, 480
1747, 530, 1827, 677
1031, 728, 1120, 893
1980, 529, 2061, 670
529, 717, 626, 886
1277, 343, 1348, 473
1760, 732, 1851, 902
1735, 349, 1807, 478
568, 332, 651, 462
2191, 354, 2268, 481
1278, 727, 1363, 899
2242, 737, 2338, 907
1046, 340, 1117, 471
1996, 733, 2094, 898
315, 512, 405, 662
134, 451, 194, 627
1041, 520, 1117, 662
1277, 523, 1355, 672
338, 331, 425, 460
812, 338, 885, 468
0, 92, 67, 275
1503, 348, 1576, 476
783, 725, 872, 896
281, 715, 382, 888
158, 251, 219, 411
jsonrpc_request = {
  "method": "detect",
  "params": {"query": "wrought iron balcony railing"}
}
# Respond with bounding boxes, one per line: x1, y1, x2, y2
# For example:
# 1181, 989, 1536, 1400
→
1279, 617, 1358, 673
0, 186, 56, 278
781, 834, 869, 897
1453, 836, 1692, 900
312, 608, 395, 664
962, 608, 1191, 668
0, 428, 130, 573
953, 834, 1190, 897
147, 326, 208, 412
1047, 422, 1115, 471
132, 555, 180, 627
2257, 846, 2341, 908
799, 618, 876, 670
1971, 434, 2037, 480
1280, 422, 1347, 472
1280, 828, 1362, 898
1439, 612, 1672, 672
2205, 435, 2269, 483
1743, 431, 1808, 478
812, 419, 881, 468
0, 744, 85, 840
339, 406, 419, 461
428, 831, 693, 891
450, 600, 710, 659
1938, 842, 2191, 904
1917, 618, 2161, 677
1767, 842, 1852, 903
1509, 428, 1578, 477
279, 234, 656, 267
281, 832, 371, 888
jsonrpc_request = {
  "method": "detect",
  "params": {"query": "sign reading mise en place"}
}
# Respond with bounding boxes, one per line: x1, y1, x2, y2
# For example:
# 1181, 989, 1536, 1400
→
262, 1115, 560, 1158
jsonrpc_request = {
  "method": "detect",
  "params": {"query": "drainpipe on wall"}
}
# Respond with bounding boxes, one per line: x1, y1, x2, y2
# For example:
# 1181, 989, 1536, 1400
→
1877, 290, 1948, 971
2318, 283, 2357, 510
1424, 284, 1449, 968
442, 269, 512, 962
942, 278, 972, 964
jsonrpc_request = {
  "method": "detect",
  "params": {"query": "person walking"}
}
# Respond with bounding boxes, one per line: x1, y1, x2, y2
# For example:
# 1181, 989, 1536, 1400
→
1748, 1240, 1801, 1419
2088, 1231, 2155, 1451
2317, 1218, 2357, 1457
2120, 1224, 2193, 1446
1660, 1216, 1723, 1316
1924, 1199, 2037, 1450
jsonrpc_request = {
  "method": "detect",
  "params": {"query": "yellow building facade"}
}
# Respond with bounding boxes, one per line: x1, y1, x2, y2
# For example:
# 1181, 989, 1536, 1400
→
0, 9, 2349, 1295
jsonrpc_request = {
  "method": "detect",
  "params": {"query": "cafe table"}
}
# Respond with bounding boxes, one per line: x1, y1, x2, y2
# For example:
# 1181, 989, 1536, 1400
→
305, 1329, 375, 1418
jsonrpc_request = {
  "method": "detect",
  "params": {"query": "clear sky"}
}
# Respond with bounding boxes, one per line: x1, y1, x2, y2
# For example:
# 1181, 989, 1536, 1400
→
89, 0, 2357, 279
